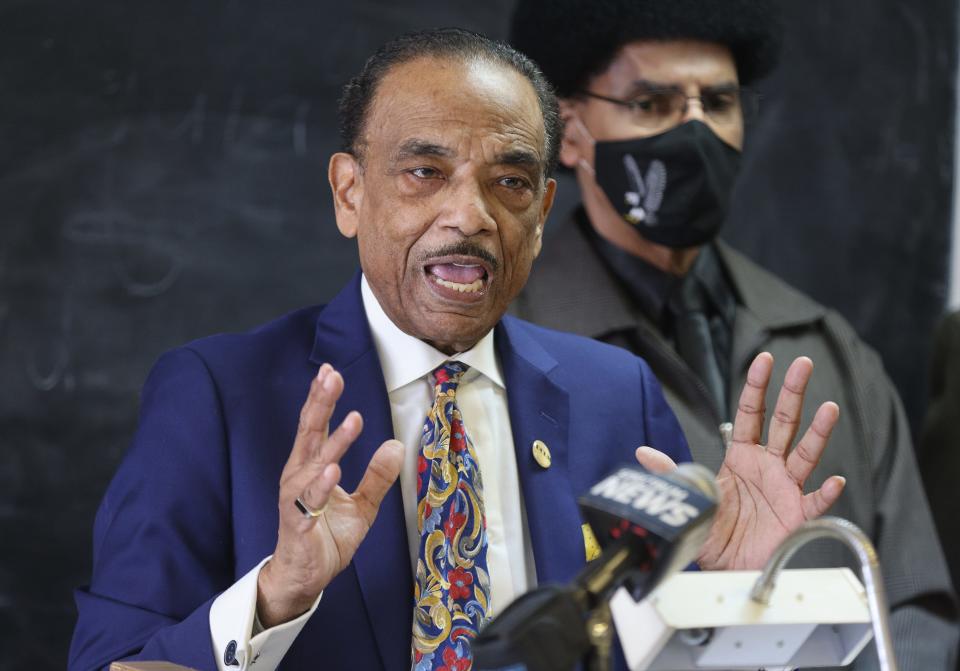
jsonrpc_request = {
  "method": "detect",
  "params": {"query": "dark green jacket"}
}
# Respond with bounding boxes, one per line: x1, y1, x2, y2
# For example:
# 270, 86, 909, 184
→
920, 311, 960, 614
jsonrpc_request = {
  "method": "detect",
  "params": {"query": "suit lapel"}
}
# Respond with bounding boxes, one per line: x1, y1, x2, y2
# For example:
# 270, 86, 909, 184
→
496, 318, 585, 585
310, 273, 411, 671
716, 242, 825, 381
731, 307, 769, 381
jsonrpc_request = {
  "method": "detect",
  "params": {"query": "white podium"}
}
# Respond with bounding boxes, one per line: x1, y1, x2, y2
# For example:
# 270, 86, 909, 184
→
611, 568, 873, 670
609, 517, 898, 671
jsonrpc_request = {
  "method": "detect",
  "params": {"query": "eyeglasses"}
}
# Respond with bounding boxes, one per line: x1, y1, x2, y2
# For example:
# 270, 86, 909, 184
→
577, 87, 761, 131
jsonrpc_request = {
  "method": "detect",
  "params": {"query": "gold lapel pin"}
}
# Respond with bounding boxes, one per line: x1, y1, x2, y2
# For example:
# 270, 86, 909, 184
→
532, 439, 551, 469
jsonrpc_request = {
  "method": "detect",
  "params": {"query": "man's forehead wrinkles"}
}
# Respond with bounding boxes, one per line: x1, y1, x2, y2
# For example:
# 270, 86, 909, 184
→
366, 61, 548, 173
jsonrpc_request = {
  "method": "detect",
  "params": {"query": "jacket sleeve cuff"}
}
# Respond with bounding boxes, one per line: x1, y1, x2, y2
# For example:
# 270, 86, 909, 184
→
209, 556, 322, 670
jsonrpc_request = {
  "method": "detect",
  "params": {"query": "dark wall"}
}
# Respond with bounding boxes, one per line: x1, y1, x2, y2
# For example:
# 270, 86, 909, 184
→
724, 0, 957, 431
0, 1, 954, 669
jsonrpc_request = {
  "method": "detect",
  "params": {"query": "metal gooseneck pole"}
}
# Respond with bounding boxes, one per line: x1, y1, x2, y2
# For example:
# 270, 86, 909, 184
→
749, 516, 898, 671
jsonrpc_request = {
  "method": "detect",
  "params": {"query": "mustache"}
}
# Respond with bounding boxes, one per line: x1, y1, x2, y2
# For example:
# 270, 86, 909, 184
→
418, 242, 500, 272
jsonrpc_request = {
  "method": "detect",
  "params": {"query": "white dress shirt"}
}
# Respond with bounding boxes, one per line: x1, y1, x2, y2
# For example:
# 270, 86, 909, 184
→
208, 275, 534, 670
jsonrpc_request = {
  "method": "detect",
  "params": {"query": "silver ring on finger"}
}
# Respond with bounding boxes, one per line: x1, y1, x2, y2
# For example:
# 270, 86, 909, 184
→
294, 494, 326, 518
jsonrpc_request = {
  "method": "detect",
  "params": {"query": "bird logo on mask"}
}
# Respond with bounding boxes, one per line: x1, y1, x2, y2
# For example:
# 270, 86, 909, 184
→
623, 155, 667, 225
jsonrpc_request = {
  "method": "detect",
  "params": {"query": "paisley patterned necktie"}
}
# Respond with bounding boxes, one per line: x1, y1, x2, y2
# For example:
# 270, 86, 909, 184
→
412, 362, 490, 671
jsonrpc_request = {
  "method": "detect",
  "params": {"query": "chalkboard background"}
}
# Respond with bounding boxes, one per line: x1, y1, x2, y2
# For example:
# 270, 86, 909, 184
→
725, 0, 957, 434
0, 1, 954, 668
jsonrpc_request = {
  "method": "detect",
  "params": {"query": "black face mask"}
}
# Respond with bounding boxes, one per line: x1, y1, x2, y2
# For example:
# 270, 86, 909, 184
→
592, 120, 741, 248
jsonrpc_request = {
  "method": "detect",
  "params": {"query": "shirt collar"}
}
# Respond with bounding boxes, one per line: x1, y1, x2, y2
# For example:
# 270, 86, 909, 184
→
360, 274, 504, 392
579, 210, 680, 326
580, 209, 737, 330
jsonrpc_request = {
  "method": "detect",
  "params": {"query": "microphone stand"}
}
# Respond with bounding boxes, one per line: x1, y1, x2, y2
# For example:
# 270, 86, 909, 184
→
749, 516, 898, 671
585, 601, 614, 671
579, 545, 630, 671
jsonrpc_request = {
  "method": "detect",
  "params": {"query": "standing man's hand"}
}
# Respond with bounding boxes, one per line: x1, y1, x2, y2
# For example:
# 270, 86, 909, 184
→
256, 363, 404, 627
636, 352, 846, 571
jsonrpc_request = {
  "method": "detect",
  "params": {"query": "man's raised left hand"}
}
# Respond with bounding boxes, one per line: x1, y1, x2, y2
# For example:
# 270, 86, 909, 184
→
636, 352, 846, 570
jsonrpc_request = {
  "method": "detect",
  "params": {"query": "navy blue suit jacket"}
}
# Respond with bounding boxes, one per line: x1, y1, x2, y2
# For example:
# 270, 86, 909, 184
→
69, 273, 690, 671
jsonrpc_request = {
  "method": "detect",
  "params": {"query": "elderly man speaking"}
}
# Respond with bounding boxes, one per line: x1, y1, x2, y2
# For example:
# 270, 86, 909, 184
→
69, 28, 844, 671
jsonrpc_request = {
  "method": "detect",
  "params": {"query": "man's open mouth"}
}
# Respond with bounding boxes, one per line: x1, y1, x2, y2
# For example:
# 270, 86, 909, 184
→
424, 256, 493, 296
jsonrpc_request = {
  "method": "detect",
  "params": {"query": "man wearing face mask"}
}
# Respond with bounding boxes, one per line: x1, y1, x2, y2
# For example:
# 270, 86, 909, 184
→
510, 1, 958, 669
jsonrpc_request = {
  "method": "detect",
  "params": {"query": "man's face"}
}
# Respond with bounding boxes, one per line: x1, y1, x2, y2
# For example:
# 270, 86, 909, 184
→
330, 56, 556, 354
559, 40, 743, 271
572, 39, 743, 154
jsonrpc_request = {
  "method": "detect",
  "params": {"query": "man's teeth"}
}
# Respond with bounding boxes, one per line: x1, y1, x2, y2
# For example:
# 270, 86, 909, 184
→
432, 275, 484, 293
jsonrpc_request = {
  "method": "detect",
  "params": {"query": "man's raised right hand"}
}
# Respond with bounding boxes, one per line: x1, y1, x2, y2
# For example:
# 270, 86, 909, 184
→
256, 363, 404, 628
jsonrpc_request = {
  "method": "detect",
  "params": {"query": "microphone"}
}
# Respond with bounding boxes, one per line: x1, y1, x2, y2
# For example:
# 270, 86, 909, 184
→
578, 462, 718, 604
472, 463, 718, 671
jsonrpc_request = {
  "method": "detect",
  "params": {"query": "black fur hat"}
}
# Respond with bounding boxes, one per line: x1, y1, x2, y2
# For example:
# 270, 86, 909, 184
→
509, 0, 782, 97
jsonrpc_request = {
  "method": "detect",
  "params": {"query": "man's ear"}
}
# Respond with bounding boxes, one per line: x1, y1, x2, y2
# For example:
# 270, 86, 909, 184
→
558, 99, 591, 171
533, 177, 557, 257
329, 152, 363, 238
